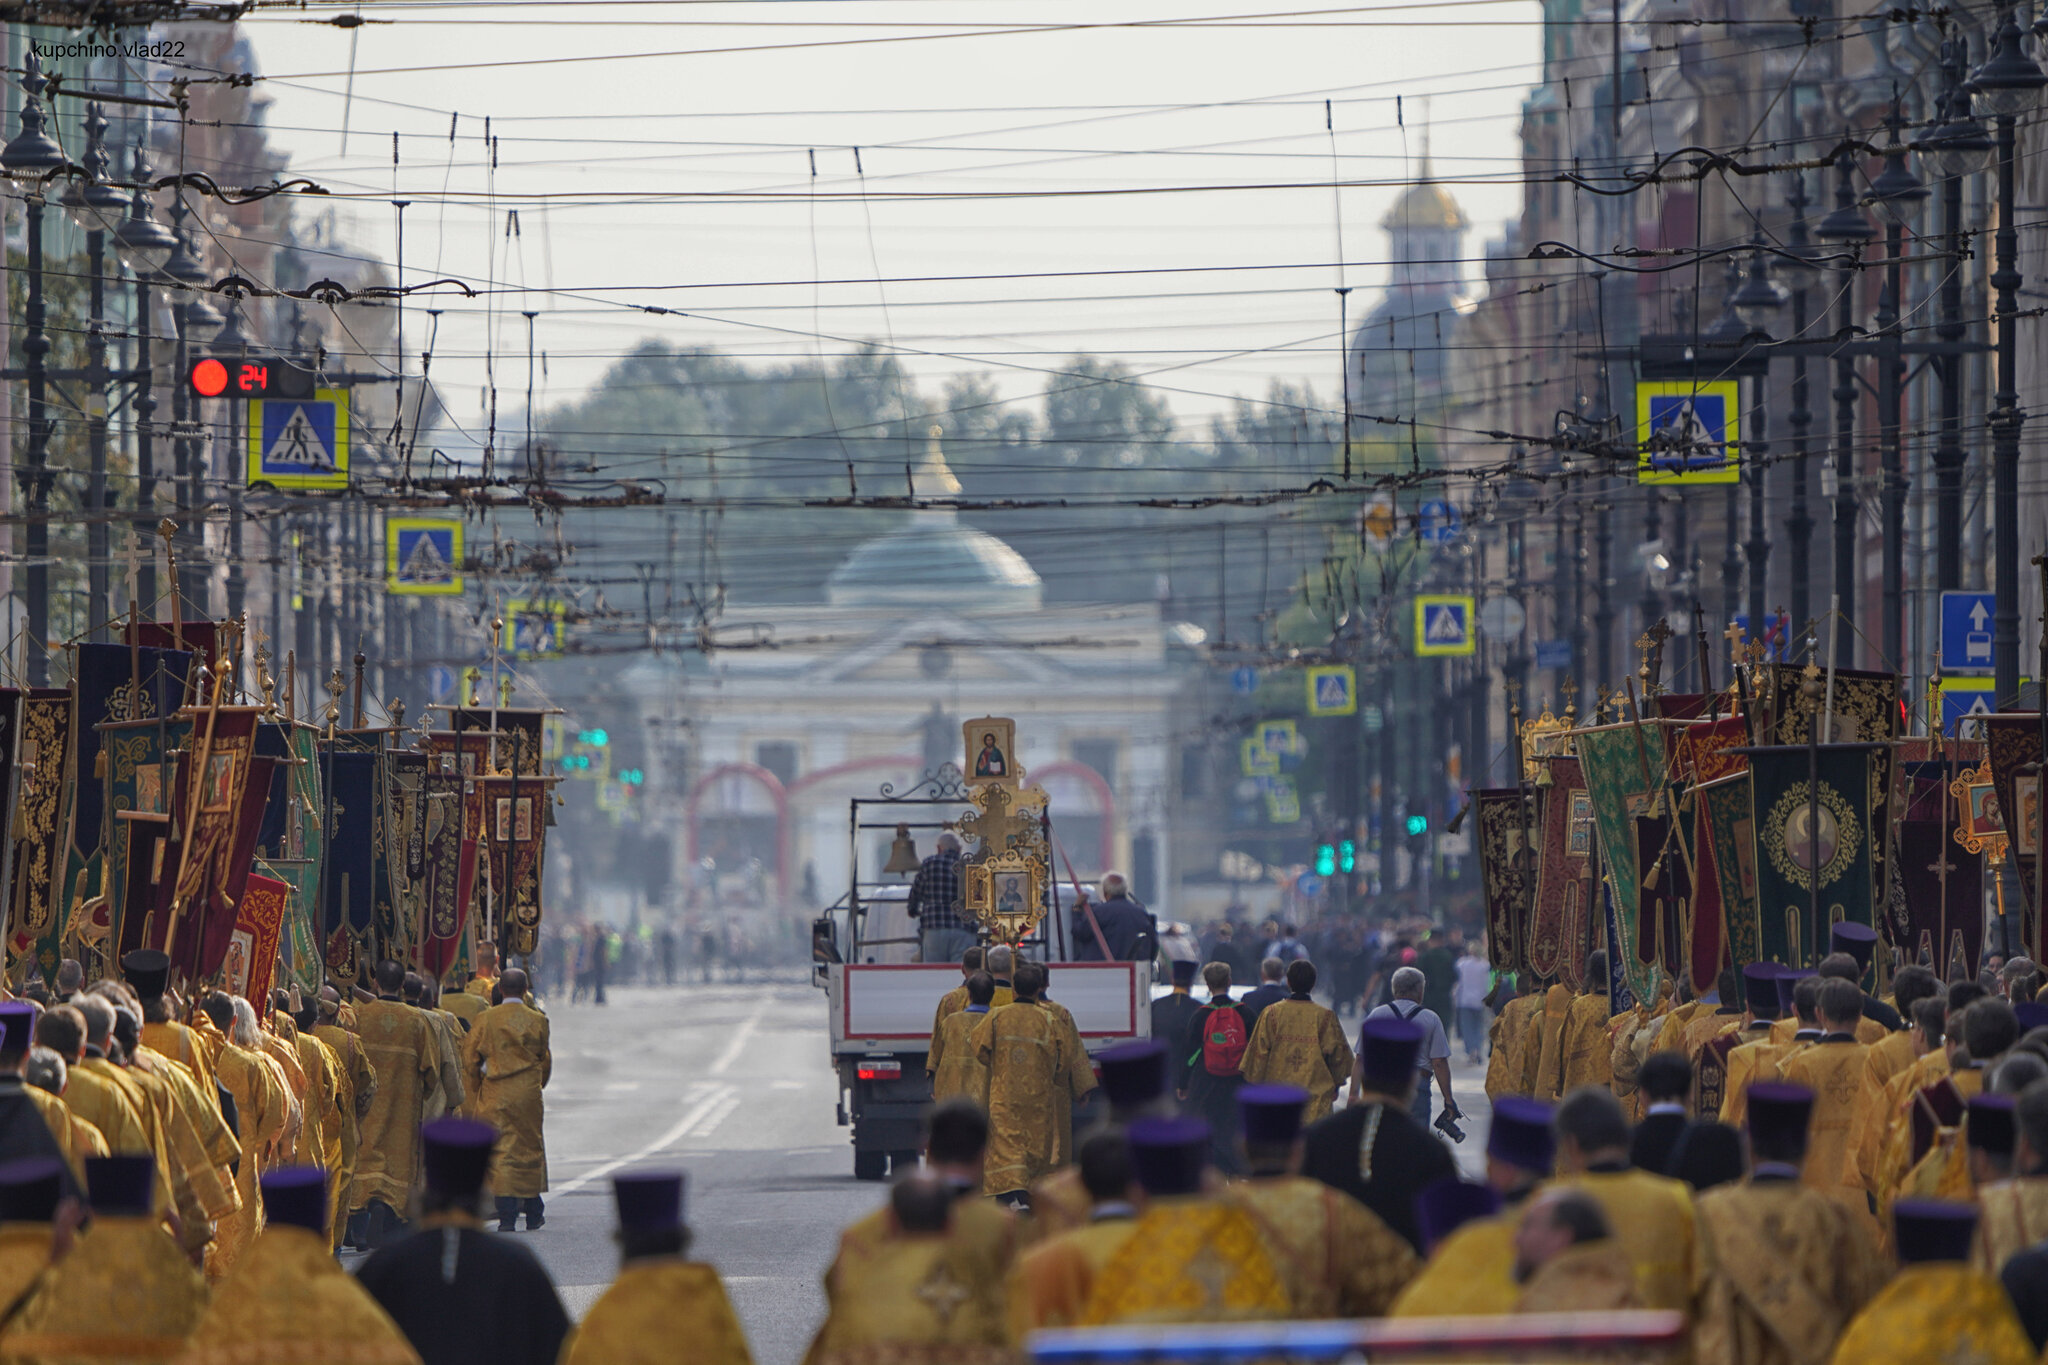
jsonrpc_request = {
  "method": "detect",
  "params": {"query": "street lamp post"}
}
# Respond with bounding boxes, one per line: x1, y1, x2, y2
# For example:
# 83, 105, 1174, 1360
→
162, 199, 222, 619
1, 51, 69, 682
1783, 169, 1822, 636
1866, 107, 1928, 676
1972, 13, 2047, 704
1815, 149, 1876, 661
111, 144, 177, 621
1733, 234, 1787, 640
59, 104, 128, 644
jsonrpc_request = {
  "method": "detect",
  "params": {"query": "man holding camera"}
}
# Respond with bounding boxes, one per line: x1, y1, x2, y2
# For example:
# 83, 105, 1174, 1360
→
1354, 965, 1460, 1132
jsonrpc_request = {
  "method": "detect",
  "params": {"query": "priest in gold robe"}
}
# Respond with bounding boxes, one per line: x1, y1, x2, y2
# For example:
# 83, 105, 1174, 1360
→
1389, 1095, 1554, 1317
1777, 978, 1873, 1215
926, 972, 994, 1107
205, 993, 288, 1281
1227, 1084, 1419, 1317
460, 968, 550, 1233
1976, 1080, 2048, 1273
2, 1154, 208, 1362
1237, 960, 1352, 1121
1484, 977, 1547, 1100
352, 959, 446, 1246
175, 1165, 421, 1365
564, 1171, 753, 1365
1553, 951, 1614, 1095
1718, 964, 1791, 1128
970, 962, 1096, 1199
1548, 1085, 1696, 1314
1529, 981, 1575, 1102
1692, 1083, 1888, 1365
930, 947, 985, 1038
805, 1174, 1012, 1365
1008, 1132, 1143, 1336
1830, 1199, 2035, 1365
1028, 1041, 1172, 1240
1508, 1187, 1640, 1312
312, 988, 376, 1249
0, 1157, 64, 1311
122, 952, 219, 1110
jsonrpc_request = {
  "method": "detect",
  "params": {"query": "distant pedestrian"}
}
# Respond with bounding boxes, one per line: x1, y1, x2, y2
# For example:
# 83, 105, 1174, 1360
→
906, 834, 975, 966
1358, 966, 1458, 1129
1182, 962, 1252, 1173
1453, 939, 1492, 1064
1070, 872, 1156, 963
657, 925, 676, 987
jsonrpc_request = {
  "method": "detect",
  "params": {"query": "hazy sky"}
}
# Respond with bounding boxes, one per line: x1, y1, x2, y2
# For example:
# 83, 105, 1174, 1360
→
228, 0, 1543, 440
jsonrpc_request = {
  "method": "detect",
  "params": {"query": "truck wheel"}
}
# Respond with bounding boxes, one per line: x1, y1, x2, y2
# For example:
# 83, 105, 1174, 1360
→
889, 1149, 920, 1176
854, 1149, 887, 1181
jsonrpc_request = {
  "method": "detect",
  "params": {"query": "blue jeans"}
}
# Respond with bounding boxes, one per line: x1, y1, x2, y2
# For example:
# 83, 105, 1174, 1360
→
922, 926, 977, 965
1456, 1006, 1488, 1059
1410, 1078, 1432, 1127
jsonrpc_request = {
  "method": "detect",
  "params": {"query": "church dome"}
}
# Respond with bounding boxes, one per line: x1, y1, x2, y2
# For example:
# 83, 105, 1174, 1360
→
1380, 176, 1467, 233
824, 427, 1044, 609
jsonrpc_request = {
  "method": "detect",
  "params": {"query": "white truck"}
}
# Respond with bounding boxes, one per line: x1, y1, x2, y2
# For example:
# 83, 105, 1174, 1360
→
814, 882, 1155, 1179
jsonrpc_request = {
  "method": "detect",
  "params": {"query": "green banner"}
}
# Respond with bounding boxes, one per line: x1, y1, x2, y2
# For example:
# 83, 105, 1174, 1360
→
1698, 771, 1760, 970
1574, 722, 1669, 1004
1743, 744, 1889, 967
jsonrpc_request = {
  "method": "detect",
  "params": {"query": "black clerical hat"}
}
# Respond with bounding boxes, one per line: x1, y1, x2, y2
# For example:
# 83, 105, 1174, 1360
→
1774, 968, 1814, 1016
1893, 1198, 1978, 1263
420, 1117, 497, 1199
1746, 1082, 1813, 1150
0, 1005, 34, 1058
1170, 958, 1199, 988
1671, 1122, 1745, 1192
1127, 1116, 1208, 1197
2015, 1002, 2048, 1033
261, 1166, 326, 1234
1357, 1017, 1424, 1091
1969, 1093, 2018, 1156
1486, 1097, 1556, 1174
1742, 963, 1784, 1019
1415, 1178, 1501, 1253
0, 1156, 66, 1223
120, 949, 170, 1002
612, 1170, 684, 1233
1096, 1041, 1169, 1112
1829, 920, 1878, 971
85, 1155, 154, 1217
1237, 1085, 1308, 1146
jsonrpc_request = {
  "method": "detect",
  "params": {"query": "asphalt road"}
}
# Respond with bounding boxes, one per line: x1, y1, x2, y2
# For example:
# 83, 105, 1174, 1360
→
406, 980, 1497, 1365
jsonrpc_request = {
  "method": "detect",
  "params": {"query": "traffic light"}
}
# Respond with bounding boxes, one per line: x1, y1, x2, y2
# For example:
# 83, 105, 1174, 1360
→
621, 768, 644, 785
1338, 839, 1356, 873
1405, 813, 1429, 837
184, 354, 314, 399
576, 728, 609, 747
1314, 842, 1336, 878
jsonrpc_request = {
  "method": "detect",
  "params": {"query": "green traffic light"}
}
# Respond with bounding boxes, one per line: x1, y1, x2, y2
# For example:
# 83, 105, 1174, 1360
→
1338, 839, 1356, 873
1405, 814, 1428, 836
1314, 843, 1336, 877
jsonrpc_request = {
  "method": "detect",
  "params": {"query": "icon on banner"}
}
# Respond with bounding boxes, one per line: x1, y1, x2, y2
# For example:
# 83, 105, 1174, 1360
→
1307, 665, 1356, 716
1414, 594, 1477, 656
246, 390, 350, 490
386, 518, 464, 596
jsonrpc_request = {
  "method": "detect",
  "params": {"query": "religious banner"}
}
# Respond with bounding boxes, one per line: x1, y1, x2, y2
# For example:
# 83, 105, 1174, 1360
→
1633, 805, 1683, 974
1602, 871, 1636, 1016
1528, 755, 1596, 987
431, 708, 546, 776
1742, 743, 1889, 967
122, 620, 217, 677
253, 722, 324, 990
1475, 788, 1535, 975
1766, 666, 1898, 745
376, 752, 433, 965
415, 771, 477, 980
143, 708, 261, 965
1672, 714, 1748, 993
1574, 722, 1671, 1003
1899, 818, 1984, 982
102, 715, 191, 957
477, 774, 549, 956
1982, 714, 2043, 963
319, 748, 379, 984
1698, 771, 1761, 972
9, 690, 72, 979
227, 873, 289, 1008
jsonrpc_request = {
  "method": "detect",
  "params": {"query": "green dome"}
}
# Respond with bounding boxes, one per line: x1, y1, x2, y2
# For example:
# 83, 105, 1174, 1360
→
826, 514, 1043, 608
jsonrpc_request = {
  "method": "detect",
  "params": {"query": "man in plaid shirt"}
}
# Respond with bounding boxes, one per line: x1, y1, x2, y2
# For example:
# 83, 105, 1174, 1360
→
908, 833, 977, 963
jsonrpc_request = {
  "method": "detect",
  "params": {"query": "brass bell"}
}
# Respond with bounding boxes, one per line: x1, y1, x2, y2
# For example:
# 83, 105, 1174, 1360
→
884, 823, 922, 875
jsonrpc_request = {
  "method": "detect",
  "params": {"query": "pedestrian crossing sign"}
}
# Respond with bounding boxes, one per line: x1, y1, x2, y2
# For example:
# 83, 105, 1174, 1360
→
501, 598, 568, 660
1414, 594, 1477, 656
1636, 380, 1740, 485
1306, 664, 1356, 716
246, 390, 349, 490
1941, 674, 1998, 739
386, 517, 464, 596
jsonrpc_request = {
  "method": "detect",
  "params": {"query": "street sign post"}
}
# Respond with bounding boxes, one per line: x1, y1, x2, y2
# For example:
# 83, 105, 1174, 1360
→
1417, 499, 1462, 544
1230, 666, 1259, 695
1414, 595, 1477, 656
1306, 664, 1357, 716
1534, 639, 1572, 671
386, 517, 464, 595
1635, 380, 1740, 484
1940, 592, 1997, 673
246, 389, 350, 490
1940, 674, 1998, 737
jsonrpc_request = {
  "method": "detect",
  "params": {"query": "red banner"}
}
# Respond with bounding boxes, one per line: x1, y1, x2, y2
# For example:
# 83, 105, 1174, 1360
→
227, 873, 289, 1008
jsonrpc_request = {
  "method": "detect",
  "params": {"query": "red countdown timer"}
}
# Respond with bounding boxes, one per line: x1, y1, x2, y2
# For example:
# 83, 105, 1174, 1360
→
186, 357, 305, 398
188, 356, 229, 397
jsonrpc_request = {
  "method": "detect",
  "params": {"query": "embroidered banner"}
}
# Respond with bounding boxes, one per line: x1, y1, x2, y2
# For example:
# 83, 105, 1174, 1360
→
1898, 817, 1985, 982
1698, 771, 1760, 971
1528, 755, 1596, 987
226, 872, 289, 1008
376, 752, 432, 965
1983, 715, 2042, 963
102, 715, 191, 958
477, 775, 549, 957
252, 722, 324, 992
1574, 721, 1671, 1004
9, 690, 71, 978
1475, 788, 1536, 975
1765, 666, 1899, 746
319, 748, 379, 985
1742, 743, 1889, 967
145, 708, 261, 971
415, 771, 475, 979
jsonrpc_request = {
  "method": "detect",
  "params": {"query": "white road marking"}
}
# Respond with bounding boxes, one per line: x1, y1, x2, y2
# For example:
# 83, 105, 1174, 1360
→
682, 1091, 741, 1142
709, 1002, 766, 1076
769, 1079, 805, 1091
553, 1081, 738, 1195
603, 1082, 641, 1092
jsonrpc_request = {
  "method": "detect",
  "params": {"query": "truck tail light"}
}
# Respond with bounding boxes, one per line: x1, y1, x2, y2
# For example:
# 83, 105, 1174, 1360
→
857, 1060, 902, 1080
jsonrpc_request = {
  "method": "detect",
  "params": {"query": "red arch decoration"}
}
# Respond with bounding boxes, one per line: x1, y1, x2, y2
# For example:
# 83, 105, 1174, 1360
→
682, 762, 791, 899
785, 754, 922, 796
1031, 759, 1117, 873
